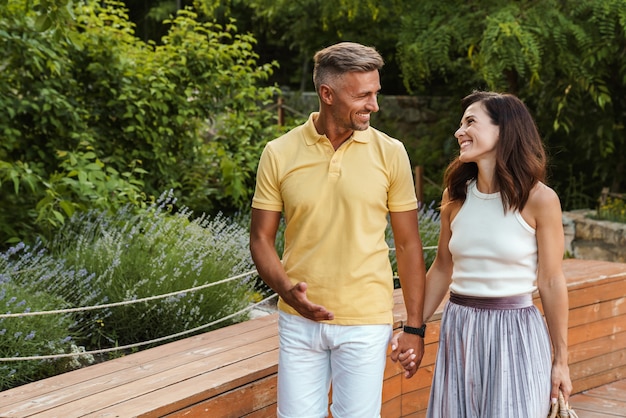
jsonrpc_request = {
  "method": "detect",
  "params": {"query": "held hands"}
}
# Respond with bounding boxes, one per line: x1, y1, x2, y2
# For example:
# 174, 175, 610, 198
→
283, 282, 334, 321
390, 332, 425, 379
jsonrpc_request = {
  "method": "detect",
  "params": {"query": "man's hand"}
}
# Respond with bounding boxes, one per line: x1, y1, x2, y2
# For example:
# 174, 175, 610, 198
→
390, 331, 424, 378
283, 282, 334, 321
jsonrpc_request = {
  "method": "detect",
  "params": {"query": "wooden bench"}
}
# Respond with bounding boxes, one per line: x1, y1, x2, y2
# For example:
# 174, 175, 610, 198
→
1, 258, 625, 417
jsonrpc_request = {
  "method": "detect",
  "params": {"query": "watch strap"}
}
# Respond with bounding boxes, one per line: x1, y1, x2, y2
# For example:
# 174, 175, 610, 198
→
403, 324, 426, 338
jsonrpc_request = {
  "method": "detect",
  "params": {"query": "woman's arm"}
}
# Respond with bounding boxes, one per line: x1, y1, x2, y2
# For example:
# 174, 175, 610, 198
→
423, 189, 455, 321
525, 183, 572, 402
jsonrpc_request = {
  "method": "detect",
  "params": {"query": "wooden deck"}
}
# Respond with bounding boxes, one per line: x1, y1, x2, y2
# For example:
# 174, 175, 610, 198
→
0, 258, 625, 417
569, 379, 626, 417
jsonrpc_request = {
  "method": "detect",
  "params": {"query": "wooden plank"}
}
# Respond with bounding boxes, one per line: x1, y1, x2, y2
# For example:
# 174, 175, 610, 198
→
561, 259, 626, 288
568, 331, 626, 364
568, 280, 626, 310
572, 364, 626, 394
163, 375, 277, 418
402, 410, 427, 418
567, 410, 624, 418
48, 350, 278, 418
383, 374, 402, 403
0, 314, 278, 408
566, 393, 626, 416
571, 349, 626, 381
3, 259, 626, 418
1, 329, 277, 416
584, 378, 626, 401
77, 346, 278, 417
384, 351, 404, 380
569, 296, 626, 327
0, 335, 278, 417
568, 313, 626, 346
401, 386, 430, 416
402, 363, 435, 394
570, 378, 626, 417
381, 395, 402, 417
241, 403, 276, 418
534, 275, 626, 314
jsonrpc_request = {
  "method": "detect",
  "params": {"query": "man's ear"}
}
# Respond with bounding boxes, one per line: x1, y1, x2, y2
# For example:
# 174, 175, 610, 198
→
319, 84, 333, 105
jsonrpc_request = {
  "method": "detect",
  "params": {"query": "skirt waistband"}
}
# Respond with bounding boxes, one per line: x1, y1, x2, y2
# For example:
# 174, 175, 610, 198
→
449, 292, 533, 310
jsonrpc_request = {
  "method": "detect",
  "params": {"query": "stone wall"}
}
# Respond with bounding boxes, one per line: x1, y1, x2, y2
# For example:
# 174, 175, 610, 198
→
563, 210, 626, 263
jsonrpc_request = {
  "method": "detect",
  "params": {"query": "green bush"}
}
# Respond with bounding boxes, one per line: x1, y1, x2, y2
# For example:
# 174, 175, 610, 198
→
1, 194, 259, 389
0, 1, 283, 248
43, 191, 257, 349
0, 246, 86, 391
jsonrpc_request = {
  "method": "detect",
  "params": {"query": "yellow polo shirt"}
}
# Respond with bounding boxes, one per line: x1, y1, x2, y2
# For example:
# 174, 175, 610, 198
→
252, 113, 417, 325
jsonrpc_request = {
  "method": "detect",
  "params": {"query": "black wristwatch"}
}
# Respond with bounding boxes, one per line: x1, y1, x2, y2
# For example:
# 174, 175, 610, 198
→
403, 323, 427, 338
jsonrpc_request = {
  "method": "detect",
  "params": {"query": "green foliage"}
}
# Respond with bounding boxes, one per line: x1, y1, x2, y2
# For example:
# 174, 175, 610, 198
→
111, 0, 626, 212
396, 0, 626, 209
43, 191, 256, 349
1, 197, 258, 389
371, 96, 454, 205
0, 0, 281, 248
414, 202, 441, 269
196, 0, 408, 93
0, 245, 86, 391
70, 2, 281, 213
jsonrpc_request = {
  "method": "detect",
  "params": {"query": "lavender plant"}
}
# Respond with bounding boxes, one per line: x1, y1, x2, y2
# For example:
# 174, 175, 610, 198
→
45, 190, 257, 349
0, 244, 81, 390
416, 201, 442, 268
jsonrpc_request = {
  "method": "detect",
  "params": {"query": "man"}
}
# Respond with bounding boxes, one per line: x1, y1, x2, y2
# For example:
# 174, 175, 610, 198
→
249, 42, 426, 418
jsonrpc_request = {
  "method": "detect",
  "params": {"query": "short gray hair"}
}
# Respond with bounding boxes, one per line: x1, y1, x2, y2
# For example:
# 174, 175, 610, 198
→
312, 42, 384, 92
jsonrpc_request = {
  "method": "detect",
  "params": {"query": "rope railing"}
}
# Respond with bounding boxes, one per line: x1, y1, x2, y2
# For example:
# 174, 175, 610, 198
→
0, 246, 437, 320
0, 245, 438, 362
0, 270, 256, 319
0, 293, 278, 362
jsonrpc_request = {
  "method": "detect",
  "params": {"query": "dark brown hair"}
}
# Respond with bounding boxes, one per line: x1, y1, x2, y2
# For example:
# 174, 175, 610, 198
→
444, 91, 546, 211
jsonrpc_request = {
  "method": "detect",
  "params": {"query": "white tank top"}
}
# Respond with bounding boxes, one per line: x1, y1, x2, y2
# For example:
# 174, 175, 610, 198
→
448, 180, 538, 297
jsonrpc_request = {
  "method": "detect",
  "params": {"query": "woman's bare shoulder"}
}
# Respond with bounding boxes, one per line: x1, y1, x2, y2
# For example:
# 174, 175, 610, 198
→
528, 182, 561, 207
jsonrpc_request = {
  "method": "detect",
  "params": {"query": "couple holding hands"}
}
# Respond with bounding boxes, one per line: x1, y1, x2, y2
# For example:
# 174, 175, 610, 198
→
250, 42, 571, 418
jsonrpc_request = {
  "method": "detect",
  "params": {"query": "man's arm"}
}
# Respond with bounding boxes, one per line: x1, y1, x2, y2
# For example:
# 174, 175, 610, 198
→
249, 208, 334, 321
388, 209, 426, 378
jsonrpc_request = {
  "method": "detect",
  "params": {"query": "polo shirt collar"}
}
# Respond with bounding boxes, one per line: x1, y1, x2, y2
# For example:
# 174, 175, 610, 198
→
303, 112, 371, 145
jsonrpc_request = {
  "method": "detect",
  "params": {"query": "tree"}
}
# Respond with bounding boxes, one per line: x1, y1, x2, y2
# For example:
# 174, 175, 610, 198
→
194, 0, 408, 93
396, 0, 626, 208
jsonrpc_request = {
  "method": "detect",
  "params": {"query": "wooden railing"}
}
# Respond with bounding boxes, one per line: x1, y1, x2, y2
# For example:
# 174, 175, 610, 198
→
1, 258, 625, 417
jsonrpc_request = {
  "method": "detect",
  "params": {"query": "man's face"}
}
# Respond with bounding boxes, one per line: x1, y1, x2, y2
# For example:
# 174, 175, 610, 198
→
330, 70, 381, 132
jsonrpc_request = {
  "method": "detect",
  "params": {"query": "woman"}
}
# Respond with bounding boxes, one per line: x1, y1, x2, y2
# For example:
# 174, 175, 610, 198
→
424, 91, 571, 417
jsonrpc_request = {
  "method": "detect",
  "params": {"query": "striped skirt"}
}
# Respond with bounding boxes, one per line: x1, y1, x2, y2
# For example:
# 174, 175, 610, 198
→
426, 293, 552, 418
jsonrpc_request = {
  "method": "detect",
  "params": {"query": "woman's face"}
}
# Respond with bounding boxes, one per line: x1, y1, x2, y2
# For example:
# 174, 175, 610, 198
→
454, 101, 500, 163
